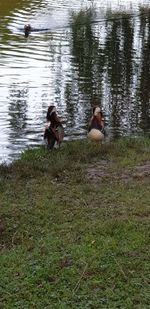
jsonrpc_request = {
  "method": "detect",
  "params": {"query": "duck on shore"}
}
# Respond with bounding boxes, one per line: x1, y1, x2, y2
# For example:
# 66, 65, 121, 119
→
88, 106, 105, 141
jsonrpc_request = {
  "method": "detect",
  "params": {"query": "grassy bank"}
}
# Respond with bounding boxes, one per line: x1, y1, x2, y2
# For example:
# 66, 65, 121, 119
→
0, 137, 150, 309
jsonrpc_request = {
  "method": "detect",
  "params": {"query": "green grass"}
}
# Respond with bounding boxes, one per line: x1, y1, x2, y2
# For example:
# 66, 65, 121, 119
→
0, 137, 150, 308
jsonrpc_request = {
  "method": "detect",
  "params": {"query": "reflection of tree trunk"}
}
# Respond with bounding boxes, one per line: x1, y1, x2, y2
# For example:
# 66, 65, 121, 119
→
105, 15, 134, 134
8, 85, 27, 141
138, 16, 150, 131
71, 10, 105, 104
138, 11, 150, 131
122, 17, 133, 88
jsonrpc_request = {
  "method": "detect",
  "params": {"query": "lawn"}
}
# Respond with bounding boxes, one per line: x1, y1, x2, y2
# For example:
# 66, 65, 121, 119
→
0, 137, 150, 308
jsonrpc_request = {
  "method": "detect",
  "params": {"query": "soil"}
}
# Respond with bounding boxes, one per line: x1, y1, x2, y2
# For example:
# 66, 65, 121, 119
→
86, 160, 150, 183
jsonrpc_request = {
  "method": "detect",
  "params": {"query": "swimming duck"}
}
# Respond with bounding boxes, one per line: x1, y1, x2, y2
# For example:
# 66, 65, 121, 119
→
24, 24, 31, 37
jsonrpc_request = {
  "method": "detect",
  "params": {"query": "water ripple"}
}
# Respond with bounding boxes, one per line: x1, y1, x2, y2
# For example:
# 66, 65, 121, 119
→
0, 0, 150, 163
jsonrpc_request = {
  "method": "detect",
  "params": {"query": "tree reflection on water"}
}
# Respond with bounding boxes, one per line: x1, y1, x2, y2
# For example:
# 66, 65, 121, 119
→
70, 8, 150, 137
1, 3, 150, 162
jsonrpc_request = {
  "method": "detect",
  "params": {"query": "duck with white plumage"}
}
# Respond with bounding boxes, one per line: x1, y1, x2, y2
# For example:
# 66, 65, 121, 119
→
88, 106, 105, 141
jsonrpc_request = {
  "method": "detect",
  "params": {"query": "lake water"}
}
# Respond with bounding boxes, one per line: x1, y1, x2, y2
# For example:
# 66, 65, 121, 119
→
0, 0, 150, 163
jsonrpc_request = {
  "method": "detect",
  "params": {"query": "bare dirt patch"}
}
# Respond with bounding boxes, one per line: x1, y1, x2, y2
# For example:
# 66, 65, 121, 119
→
132, 161, 150, 178
86, 160, 150, 184
86, 160, 112, 182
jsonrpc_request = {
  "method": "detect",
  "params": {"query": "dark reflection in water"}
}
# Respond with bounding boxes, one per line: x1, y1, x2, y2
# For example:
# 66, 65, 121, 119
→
8, 85, 28, 137
138, 11, 150, 132
69, 8, 150, 138
71, 10, 104, 104
0, 2, 150, 163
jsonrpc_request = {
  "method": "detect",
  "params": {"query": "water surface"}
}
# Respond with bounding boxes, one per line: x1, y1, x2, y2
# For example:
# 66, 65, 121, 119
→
0, 0, 150, 163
